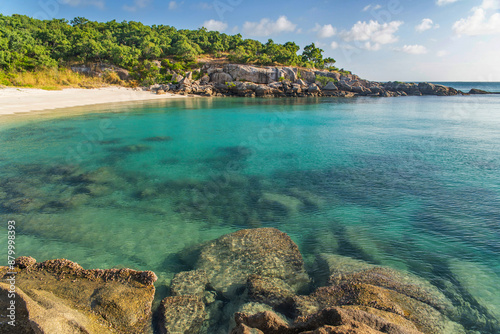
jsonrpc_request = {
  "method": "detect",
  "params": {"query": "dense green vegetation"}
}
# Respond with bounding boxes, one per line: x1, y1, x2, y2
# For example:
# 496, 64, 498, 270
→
0, 14, 338, 86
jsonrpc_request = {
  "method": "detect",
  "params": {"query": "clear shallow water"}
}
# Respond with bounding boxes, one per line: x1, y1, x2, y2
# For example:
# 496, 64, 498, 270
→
1, 95, 500, 332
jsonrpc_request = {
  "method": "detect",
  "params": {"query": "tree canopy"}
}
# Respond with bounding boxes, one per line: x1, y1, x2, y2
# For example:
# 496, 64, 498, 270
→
0, 14, 338, 84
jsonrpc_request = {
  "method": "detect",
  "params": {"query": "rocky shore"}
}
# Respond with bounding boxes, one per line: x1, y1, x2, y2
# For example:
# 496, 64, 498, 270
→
142, 63, 463, 98
2, 227, 492, 334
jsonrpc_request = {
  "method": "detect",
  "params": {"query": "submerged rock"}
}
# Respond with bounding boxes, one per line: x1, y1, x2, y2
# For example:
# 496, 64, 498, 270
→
170, 270, 210, 297
195, 228, 310, 298
111, 144, 151, 153
158, 295, 207, 334
143, 136, 173, 142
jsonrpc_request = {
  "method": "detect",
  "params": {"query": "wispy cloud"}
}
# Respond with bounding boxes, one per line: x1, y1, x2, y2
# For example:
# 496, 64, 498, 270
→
169, 1, 180, 10
436, 0, 458, 6
437, 50, 449, 57
122, 0, 151, 12
242, 16, 296, 37
363, 4, 382, 11
415, 18, 440, 32
394, 44, 429, 54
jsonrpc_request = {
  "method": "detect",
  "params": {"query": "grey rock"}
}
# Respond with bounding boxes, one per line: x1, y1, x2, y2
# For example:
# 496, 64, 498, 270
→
323, 82, 338, 91
224, 64, 278, 84
210, 72, 233, 84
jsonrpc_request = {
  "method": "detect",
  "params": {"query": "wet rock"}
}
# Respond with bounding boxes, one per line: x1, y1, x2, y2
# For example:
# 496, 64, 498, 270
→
158, 295, 207, 334
170, 270, 210, 297
195, 228, 310, 298
307, 283, 464, 334
234, 310, 290, 334
247, 275, 295, 308
231, 323, 265, 334
328, 266, 453, 313
295, 307, 422, 334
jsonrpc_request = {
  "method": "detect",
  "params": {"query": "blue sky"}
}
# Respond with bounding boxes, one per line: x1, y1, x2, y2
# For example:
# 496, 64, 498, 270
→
1, 0, 500, 81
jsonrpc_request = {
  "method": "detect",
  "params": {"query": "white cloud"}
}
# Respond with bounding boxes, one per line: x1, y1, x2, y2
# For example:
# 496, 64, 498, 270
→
437, 0, 458, 6
169, 1, 179, 10
313, 24, 337, 38
60, 0, 105, 9
395, 44, 429, 54
363, 4, 382, 11
416, 18, 439, 32
123, 0, 150, 11
437, 50, 449, 57
339, 20, 403, 50
453, 7, 500, 36
202, 19, 228, 32
242, 16, 297, 37
330, 41, 339, 49
481, 0, 500, 9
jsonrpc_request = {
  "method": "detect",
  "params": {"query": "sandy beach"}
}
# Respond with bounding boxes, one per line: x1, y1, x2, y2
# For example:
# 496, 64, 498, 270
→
0, 86, 189, 115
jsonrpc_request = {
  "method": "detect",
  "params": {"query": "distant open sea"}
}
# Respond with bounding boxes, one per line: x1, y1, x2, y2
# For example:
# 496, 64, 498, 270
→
1, 89, 499, 332
432, 81, 500, 92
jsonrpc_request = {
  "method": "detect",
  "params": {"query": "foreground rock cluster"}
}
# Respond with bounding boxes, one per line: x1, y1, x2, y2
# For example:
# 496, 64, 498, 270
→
1, 228, 473, 334
146, 64, 462, 98
0, 257, 156, 333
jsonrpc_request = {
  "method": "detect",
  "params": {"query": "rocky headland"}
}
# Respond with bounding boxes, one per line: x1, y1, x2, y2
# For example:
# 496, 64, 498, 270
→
76, 63, 464, 98
2, 227, 496, 334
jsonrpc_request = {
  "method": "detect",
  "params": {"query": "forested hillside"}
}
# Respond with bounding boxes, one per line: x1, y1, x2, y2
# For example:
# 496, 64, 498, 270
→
0, 14, 338, 86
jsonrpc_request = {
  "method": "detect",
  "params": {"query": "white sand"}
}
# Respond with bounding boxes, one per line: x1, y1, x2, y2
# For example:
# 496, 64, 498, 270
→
0, 86, 189, 115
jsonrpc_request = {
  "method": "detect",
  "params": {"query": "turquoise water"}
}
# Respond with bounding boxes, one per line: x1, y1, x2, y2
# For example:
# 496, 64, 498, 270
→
1, 95, 500, 332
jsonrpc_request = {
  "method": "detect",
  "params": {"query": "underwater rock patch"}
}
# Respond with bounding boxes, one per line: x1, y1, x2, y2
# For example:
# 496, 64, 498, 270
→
111, 144, 151, 153
143, 136, 173, 142
170, 270, 210, 297
158, 295, 207, 334
194, 228, 310, 298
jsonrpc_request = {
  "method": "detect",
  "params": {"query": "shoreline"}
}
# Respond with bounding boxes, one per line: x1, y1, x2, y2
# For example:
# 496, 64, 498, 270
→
0, 86, 190, 116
